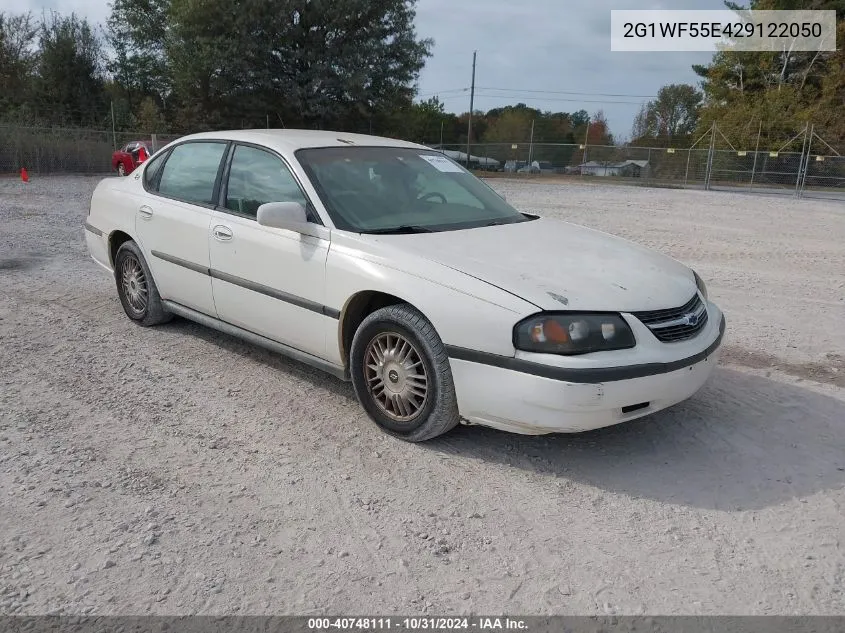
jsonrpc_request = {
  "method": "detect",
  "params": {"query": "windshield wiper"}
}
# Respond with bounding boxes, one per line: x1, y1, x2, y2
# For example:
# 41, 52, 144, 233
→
480, 216, 531, 228
364, 225, 434, 234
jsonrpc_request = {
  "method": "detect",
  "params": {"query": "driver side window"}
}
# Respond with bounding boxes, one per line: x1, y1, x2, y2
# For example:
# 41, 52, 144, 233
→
225, 145, 307, 218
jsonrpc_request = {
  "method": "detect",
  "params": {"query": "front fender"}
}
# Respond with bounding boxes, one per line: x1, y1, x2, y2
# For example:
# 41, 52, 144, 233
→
324, 235, 538, 367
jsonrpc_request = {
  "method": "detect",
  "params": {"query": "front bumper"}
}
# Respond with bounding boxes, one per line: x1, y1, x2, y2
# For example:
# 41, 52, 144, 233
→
449, 313, 725, 435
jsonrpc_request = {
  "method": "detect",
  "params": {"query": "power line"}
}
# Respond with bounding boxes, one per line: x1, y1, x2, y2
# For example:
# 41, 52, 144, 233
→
416, 87, 469, 98
438, 92, 646, 105
466, 51, 476, 166
417, 86, 656, 105
418, 87, 658, 100
476, 86, 657, 99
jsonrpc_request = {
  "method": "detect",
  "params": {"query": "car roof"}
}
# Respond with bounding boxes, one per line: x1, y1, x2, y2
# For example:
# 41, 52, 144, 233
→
170, 129, 429, 153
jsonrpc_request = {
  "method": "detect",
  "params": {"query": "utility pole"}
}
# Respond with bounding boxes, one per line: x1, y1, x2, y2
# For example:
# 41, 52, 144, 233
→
581, 117, 590, 167
528, 119, 535, 166
440, 120, 444, 149
465, 50, 476, 169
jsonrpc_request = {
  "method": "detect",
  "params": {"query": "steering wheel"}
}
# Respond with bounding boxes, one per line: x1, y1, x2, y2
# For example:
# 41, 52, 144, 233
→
417, 191, 447, 204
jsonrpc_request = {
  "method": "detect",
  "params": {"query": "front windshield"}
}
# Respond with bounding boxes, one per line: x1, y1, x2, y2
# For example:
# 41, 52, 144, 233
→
296, 146, 531, 233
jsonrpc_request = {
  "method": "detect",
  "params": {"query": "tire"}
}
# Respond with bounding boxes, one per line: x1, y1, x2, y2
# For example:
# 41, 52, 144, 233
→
350, 303, 460, 442
117, 163, 126, 176
114, 241, 172, 327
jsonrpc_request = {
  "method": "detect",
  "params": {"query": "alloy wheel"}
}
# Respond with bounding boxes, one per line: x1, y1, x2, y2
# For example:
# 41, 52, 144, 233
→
120, 254, 148, 314
364, 332, 429, 422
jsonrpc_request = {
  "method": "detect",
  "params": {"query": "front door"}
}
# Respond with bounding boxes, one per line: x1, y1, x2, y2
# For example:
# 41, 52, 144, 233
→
208, 143, 331, 360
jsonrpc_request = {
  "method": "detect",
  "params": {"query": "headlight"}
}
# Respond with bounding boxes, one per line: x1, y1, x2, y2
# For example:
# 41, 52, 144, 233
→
693, 270, 708, 300
513, 313, 636, 355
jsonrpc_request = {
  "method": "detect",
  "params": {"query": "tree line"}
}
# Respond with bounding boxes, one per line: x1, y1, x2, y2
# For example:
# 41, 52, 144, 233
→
0, 1, 431, 135
2, 0, 840, 152
0, 0, 611, 152
633, 1, 845, 150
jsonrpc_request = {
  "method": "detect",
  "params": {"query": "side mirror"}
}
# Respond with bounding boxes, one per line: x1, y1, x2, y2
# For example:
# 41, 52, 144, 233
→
257, 201, 307, 229
257, 201, 328, 240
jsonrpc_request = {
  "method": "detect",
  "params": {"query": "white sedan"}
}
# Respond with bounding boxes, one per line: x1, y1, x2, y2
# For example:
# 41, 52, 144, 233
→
84, 130, 725, 441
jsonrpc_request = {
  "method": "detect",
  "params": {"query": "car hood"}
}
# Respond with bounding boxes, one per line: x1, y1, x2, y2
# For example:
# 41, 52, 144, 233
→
367, 217, 697, 312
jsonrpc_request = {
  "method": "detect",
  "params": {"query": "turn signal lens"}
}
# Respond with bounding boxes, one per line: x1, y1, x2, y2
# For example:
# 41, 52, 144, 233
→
543, 319, 570, 343
529, 319, 570, 344
514, 313, 635, 355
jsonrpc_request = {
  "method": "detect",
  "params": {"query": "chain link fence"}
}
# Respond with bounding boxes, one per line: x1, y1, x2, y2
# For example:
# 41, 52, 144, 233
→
0, 126, 181, 175
1, 122, 843, 200
804, 155, 845, 200
434, 122, 845, 200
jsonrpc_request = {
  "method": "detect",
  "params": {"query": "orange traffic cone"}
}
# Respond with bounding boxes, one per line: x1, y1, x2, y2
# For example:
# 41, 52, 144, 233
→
20, 167, 29, 183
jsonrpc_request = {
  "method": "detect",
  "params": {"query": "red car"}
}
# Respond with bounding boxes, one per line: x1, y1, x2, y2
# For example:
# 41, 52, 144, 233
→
112, 141, 152, 176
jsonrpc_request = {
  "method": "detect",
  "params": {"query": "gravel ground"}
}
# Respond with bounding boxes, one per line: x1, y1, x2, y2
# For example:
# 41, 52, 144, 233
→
0, 175, 843, 616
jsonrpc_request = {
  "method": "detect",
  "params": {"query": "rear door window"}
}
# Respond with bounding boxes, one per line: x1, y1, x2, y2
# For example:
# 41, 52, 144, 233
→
142, 151, 168, 190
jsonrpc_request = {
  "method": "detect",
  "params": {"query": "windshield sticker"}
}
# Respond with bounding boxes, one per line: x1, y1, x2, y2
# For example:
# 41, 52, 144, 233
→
420, 154, 464, 173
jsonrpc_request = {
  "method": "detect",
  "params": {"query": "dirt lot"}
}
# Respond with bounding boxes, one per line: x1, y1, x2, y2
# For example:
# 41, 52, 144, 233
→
1, 176, 844, 616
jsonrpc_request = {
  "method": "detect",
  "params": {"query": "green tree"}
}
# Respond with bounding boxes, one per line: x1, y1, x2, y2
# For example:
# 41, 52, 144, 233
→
156, 0, 432, 130
475, 106, 586, 165
483, 106, 535, 144
814, 21, 845, 140
106, 0, 170, 117
632, 84, 702, 146
102, 0, 433, 132
387, 97, 450, 143
133, 96, 166, 134
693, 0, 845, 144
32, 12, 107, 126
0, 12, 38, 120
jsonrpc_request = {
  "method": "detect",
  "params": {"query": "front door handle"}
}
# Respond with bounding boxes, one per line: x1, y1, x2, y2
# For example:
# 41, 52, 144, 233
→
213, 225, 233, 242
138, 205, 153, 220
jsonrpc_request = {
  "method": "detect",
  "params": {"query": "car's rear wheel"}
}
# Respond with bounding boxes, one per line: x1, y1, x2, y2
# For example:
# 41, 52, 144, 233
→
350, 304, 460, 442
116, 163, 126, 176
114, 241, 171, 326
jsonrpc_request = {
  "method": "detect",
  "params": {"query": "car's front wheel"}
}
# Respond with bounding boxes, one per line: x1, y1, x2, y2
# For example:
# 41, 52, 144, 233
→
116, 163, 126, 176
114, 241, 171, 326
350, 304, 460, 442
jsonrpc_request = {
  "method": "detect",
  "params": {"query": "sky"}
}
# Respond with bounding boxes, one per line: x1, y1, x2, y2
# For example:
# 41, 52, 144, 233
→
3, 0, 724, 139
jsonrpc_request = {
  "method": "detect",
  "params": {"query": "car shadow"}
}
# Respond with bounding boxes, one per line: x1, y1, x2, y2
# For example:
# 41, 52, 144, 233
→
159, 316, 354, 400
160, 317, 845, 512
423, 367, 845, 511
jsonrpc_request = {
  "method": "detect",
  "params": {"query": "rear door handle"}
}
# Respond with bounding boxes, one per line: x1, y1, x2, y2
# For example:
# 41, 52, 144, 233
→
213, 225, 233, 241
138, 205, 153, 220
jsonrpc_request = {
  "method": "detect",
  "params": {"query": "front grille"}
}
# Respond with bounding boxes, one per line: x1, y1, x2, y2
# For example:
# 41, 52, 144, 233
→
633, 294, 708, 343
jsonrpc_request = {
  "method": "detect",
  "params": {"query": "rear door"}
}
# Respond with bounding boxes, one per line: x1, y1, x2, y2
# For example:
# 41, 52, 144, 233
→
208, 143, 331, 359
135, 141, 229, 317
